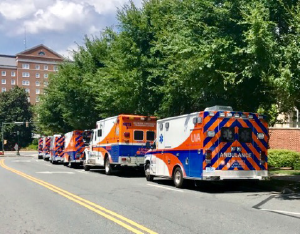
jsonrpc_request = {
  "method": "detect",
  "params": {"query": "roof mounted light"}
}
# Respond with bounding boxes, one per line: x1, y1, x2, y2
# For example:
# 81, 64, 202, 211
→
219, 112, 225, 117
205, 106, 233, 111
234, 113, 240, 118
226, 113, 233, 117
248, 115, 254, 119
241, 114, 247, 118
207, 131, 215, 137
258, 115, 264, 119
209, 112, 215, 116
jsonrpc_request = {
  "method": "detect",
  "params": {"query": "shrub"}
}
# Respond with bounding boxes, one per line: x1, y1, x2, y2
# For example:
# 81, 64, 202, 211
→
268, 149, 300, 169
26, 144, 38, 150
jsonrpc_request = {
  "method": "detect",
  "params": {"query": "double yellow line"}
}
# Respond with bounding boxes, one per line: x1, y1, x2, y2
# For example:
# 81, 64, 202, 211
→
0, 159, 157, 234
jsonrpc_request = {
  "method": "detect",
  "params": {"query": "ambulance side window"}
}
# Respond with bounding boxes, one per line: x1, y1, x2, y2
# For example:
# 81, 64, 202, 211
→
134, 131, 144, 141
147, 131, 155, 141
98, 129, 102, 137
94, 131, 97, 141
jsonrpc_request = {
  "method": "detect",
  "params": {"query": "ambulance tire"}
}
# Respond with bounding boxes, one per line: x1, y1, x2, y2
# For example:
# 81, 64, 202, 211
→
145, 163, 154, 181
83, 161, 90, 171
173, 167, 185, 188
68, 159, 73, 168
105, 157, 112, 175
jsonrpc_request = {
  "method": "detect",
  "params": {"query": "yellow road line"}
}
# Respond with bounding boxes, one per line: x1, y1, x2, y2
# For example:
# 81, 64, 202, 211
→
0, 159, 157, 234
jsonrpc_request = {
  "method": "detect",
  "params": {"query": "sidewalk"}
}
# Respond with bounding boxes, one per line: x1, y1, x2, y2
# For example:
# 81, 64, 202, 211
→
0, 151, 37, 157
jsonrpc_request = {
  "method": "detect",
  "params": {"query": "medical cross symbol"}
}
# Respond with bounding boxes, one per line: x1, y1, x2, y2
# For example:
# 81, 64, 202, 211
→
159, 134, 164, 144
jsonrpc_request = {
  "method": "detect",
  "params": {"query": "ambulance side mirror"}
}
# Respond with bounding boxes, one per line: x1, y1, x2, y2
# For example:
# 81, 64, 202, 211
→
145, 142, 151, 149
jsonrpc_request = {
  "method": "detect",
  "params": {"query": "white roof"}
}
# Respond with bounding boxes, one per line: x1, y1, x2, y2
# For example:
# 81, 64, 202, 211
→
0, 55, 16, 68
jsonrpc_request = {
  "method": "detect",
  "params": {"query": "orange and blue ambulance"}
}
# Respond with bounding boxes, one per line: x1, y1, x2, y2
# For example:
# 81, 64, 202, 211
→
49, 134, 65, 164
144, 106, 269, 188
38, 137, 44, 159
84, 114, 157, 174
42, 136, 51, 161
63, 130, 92, 167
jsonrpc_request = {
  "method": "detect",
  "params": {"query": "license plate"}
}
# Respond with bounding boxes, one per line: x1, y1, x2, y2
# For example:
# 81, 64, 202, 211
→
206, 167, 215, 172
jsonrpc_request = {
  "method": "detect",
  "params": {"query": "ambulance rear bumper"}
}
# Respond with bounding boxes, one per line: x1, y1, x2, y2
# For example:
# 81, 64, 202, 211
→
202, 170, 269, 181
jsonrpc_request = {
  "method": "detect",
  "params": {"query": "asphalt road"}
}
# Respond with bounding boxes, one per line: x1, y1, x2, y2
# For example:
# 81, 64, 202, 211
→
0, 152, 299, 234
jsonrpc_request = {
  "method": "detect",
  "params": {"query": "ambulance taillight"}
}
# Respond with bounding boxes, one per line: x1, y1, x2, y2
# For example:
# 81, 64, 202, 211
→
124, 132, 130, 138
205, 150, 212, 163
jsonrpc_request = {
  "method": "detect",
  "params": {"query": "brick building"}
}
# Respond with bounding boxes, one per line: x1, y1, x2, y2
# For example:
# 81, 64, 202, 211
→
0, 44, 63, 104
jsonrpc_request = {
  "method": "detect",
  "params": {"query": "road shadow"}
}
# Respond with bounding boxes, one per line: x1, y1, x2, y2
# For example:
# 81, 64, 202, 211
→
88, 168, 145, 178
150, 179, 300, 194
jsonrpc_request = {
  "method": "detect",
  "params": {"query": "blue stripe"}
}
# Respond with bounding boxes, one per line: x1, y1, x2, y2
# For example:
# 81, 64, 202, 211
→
210, 141, 232, 169
204, 112, 220, 132
242, 120, 268, 149
203, 118, 230, 147
253, 115, 268, 136
240, 142, 265, 170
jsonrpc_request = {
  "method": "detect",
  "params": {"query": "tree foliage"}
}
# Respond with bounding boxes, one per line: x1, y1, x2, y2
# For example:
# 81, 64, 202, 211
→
0, 87, 33, 150
36, 0, 300, 132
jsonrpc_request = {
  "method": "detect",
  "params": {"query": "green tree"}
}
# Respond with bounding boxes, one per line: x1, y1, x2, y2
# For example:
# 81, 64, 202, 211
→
0, 87, 33, 150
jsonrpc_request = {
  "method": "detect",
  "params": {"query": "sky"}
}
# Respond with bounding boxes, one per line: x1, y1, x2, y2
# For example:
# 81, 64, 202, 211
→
0, 0, 143, 58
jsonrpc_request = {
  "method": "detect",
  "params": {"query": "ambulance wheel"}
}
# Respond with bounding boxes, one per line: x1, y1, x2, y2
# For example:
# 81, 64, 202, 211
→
173, 167, 185, 188
83, 161, 90, 171
68, 159, 73, 168
105, 157, 112, 175
145, 163, 154, 181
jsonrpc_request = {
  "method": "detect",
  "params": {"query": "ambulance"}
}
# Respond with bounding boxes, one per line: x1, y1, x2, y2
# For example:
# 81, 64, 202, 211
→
38, 137, 44, 159
144, 106, 269, 188
84, 114, 157, 174
63, 130, 92, 168
42, 136, 51, 161
49, 134, 65, 164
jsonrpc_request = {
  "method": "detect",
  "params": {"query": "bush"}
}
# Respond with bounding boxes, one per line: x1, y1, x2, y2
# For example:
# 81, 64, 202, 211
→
26, 144, 38, 150
268, 149, 300, 169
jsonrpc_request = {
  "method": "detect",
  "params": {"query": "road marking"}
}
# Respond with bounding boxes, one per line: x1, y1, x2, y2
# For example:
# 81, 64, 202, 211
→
0, 159, 157, 234
36, 171, 75, 174
147, 183, 184, 192
258, 208, 300, 216
11, 160, 31, 162
77, 170, 88, 173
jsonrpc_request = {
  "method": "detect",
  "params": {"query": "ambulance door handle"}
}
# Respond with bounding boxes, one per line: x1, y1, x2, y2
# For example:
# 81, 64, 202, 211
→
168, 159, 170, 164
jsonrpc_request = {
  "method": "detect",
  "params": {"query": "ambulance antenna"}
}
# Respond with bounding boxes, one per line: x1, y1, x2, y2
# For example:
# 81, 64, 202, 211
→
24, 27, 27, 50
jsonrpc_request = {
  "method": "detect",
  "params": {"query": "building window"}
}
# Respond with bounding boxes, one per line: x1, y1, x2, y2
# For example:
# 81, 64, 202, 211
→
22, 64, 29, 69
36, 89, 40, 94
11, 79, 15, 85
44, 65, 48, 70
54, 65, 58, 71
38, 51, 45, 56
44, 81, 48, 86
44, 73, 48, 78
35, 65, 40, 70
22, 72, 30, 77
36, 81, 40, 86
22, 80, 30, 86
11, 71, 16, 77
27, 97, 30, 102
2, 87, 6, 92
1, 71, 6, 76
25, 88, 30, 93
36, 73, 40, 78
36, 96, 40, 102
1, 79, 6, 84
